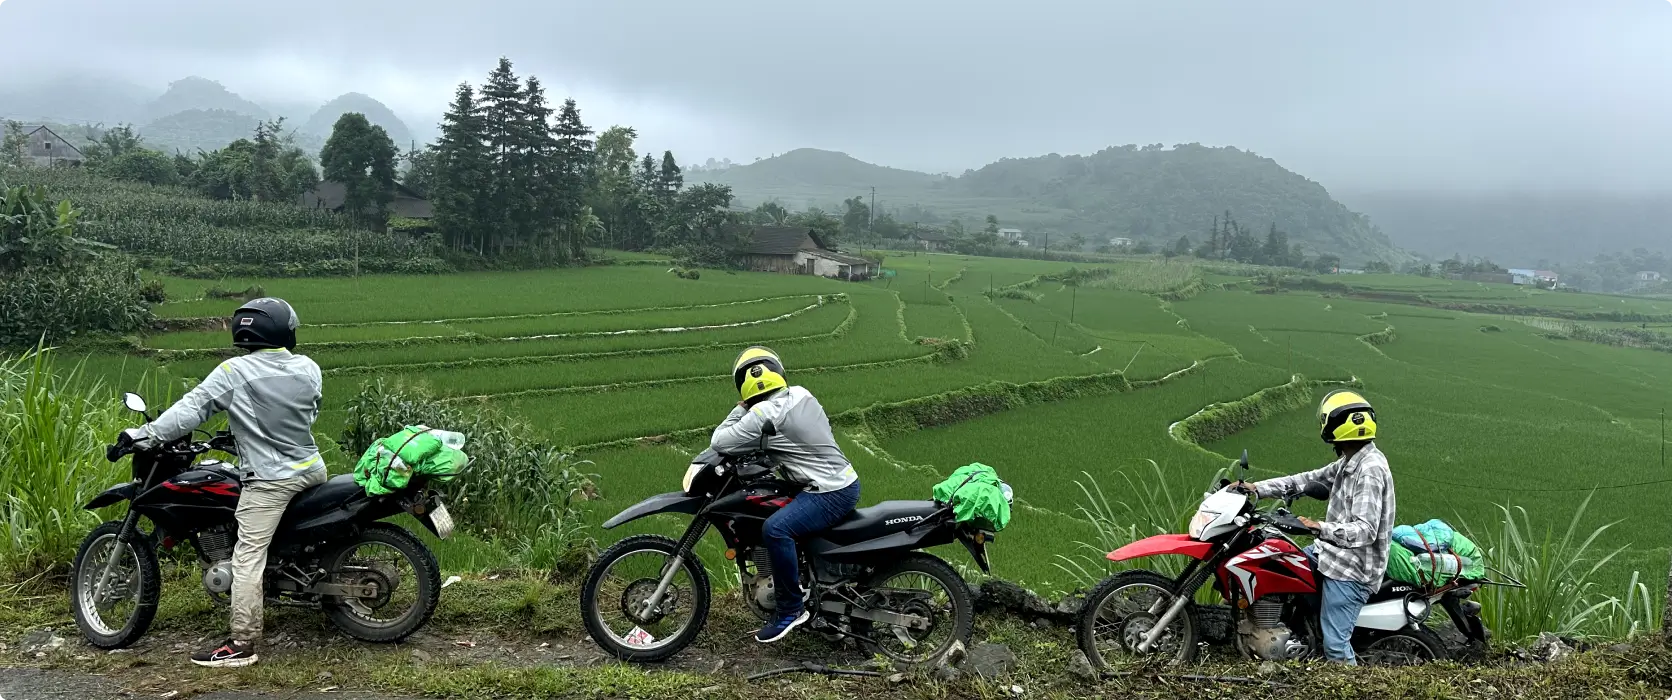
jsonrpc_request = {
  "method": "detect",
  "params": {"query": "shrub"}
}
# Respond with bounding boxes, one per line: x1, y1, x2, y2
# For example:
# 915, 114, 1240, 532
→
138, 278, 168, 304
340, 381, 597, 572
103, 149, 179, 186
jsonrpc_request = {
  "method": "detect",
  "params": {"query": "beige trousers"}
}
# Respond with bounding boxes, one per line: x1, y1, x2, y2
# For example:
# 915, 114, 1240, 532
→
230, 469, 326, 641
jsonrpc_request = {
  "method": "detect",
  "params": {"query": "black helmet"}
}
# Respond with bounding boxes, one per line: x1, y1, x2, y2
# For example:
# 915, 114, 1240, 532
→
232, 298, 299, 351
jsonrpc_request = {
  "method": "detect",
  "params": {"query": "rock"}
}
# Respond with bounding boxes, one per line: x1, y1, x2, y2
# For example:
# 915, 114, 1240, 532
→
409, 648, 433, 664
1009, 684, 1025, 696
710, 659, 726, 674
933, 665, 962, 683
699, 686, 722, 693
19, 629, 65, 655
1532, 632, 1574, 662
1029, 618, 1054, 629
1256, 661, 1282, 677
886, 672, 907, 684
939, 639, 967, 669
976, 580, 1060, 620
1066, 650, 1098, 682
1054, 592, 1087, 618
964, 643, 1017, 679
1608, 642, 1633, 655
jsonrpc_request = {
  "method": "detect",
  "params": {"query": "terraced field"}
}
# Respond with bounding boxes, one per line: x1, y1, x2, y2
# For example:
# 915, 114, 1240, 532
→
96, 256, 1672, 611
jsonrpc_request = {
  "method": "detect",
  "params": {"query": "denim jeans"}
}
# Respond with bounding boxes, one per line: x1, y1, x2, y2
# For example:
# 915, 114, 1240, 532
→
1305, 545, 1373, 664
762, 481, 861, 614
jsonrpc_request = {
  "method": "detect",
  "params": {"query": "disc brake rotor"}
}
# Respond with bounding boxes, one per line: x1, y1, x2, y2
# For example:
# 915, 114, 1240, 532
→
620, 578, 679, 625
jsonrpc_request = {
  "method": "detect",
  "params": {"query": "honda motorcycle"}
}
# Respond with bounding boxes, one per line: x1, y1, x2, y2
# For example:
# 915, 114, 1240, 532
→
70, 392, 453, 649
1076, 451, 1489, 667
581, 431, 1002, 665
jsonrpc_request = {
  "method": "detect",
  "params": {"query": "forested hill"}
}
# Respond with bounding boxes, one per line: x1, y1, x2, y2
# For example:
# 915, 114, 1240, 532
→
692, 145, 1407, 263
1337, 190, 1672, 264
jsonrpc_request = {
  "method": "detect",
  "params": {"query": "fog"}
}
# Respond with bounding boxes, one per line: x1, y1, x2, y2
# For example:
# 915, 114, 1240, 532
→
2, 0, 1670, 192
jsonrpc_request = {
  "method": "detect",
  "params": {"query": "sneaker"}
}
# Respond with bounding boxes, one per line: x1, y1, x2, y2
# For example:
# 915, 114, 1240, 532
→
191, 639, 258, 668
754, 609, 810, 643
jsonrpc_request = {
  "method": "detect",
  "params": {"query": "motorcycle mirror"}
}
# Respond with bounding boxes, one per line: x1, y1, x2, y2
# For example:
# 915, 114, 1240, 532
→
122, 392, 147, 414
1302, 481, 1332, 501
1238, 449, 1249, 473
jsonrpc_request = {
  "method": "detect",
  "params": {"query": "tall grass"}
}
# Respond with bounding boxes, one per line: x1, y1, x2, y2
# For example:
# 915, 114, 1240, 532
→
1053, 462, 1202, 586
1466, 494, 1660, 641
0, 347, 130, 575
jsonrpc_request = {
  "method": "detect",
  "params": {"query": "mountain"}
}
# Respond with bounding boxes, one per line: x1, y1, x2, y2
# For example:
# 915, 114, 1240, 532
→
1337, 190, 1672, 265
139, 109, 324, 156
302, 93, 414, 150
143, 77, 269, 123
0, 75, 152, 124
693, 146, 1406, 263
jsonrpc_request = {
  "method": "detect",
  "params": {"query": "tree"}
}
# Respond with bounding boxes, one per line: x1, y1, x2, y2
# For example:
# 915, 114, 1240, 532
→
658, 151, 683, 203
105, 149, 179, 186
189, 118, 317, 203
788, 208, 840, 245
479, 57, 531, 254
944, 219, 966, 240
83, 124, 145, 166
589, 126, 648, 250
872, 212, 902, 240
401, 147, 437, 197
320, 112, 398, 228
1261, 223, 1290, 266
1, 121, 26, 167
1133, 240, 1155, 255
1313, 254, 1342, 274
1069, 233, 1087, 251
1173, 235, 1193, 257
430, 83, 491, 252
752, 201, 790, 226
841, 196, 870, 243
550, 96, 594, 259
983, 214, 1000, 237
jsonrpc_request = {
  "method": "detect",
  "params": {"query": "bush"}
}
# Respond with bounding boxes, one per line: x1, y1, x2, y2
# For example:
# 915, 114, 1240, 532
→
0, 263, 153, 348
103, 149, 179, 186
340, 381, 596, 571
138, 278, 168, 304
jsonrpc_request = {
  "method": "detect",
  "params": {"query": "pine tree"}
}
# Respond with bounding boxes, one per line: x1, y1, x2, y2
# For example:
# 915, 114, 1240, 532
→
431, 83, 490, 252
479, 58, 529, 254
552, 98, 594, 259
658, 151, 683, 204
517, 75, 560, 253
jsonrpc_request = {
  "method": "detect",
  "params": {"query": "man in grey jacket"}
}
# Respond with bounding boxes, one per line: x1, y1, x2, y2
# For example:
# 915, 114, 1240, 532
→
712, 346, 860, 643
125, 298, 323, 668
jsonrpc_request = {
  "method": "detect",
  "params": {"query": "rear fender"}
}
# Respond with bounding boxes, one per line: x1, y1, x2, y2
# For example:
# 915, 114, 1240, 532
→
602, 492, 703, 530
956, 530, 993, 574
84, 483, 138, 510
816, 520, 956, 561
1106, 534, 1214, 562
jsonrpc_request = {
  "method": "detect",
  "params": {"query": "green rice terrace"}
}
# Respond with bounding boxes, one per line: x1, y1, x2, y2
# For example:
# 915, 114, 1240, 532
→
72, 255, 1672, 635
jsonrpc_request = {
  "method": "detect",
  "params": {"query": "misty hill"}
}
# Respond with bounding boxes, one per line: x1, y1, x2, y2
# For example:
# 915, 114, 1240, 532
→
0, 76, 151, 124
139, 109, 324, 156
143, 77, 269, 123
694, 146, 1405, 263
303, 93, 413, 149
1338, 190, 1672, 265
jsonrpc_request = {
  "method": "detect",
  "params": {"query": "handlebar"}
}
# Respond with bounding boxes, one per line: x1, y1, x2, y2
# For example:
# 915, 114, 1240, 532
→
106, 431, 234, 463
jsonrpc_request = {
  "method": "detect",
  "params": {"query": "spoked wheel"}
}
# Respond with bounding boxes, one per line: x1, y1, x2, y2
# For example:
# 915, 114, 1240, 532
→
321, 523, 440, 643
70, 521, 161, 649
1076, 569, 1200, 668
853, 554, 973, 666
1354, 628, 1446, 665
580, 534, 711, 662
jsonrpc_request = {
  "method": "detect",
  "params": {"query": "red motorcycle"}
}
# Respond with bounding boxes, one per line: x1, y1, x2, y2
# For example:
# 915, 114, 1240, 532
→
1075, 451, 1485, 667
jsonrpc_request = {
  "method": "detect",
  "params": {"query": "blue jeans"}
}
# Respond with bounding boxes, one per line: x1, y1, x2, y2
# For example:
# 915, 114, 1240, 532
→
1306, 546, 1373, 664
762, 481, 861, 615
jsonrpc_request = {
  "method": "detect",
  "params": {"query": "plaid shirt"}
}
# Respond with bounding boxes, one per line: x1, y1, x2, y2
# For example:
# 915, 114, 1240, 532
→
1254, 442, 1396, 585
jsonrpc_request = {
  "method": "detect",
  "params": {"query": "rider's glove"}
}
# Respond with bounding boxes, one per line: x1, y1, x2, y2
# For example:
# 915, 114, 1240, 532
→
123, 427, 156, 450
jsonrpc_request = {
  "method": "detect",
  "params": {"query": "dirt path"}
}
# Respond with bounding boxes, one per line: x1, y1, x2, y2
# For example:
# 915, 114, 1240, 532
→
0, 667, 416, 699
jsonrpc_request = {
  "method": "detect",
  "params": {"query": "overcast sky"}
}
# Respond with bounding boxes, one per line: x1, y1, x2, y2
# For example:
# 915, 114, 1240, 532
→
2, 0, 1670, 192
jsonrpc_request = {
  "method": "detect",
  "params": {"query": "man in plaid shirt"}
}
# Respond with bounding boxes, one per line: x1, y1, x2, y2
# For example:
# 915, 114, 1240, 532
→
1247, 390, 1395, 664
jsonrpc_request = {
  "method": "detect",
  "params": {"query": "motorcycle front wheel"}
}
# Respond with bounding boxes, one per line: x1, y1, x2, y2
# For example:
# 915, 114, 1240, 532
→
70, 521, 161, 649
320, 523, 441, 643
580, 534, 711, 662
1077, 569, 1201, 668
1354, 627, 1446, 665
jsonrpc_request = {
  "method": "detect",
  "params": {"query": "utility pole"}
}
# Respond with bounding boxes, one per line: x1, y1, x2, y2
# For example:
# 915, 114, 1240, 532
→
1071, 285, 1077, 323
869, 186, 876, 243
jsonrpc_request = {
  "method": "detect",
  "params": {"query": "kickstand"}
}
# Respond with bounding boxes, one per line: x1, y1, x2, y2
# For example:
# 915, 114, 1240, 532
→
746, 661, 883, 682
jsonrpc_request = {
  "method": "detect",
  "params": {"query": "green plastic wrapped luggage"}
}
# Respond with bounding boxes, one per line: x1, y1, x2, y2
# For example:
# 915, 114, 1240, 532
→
931, 463, 1012, 532
353, 425, 471, 496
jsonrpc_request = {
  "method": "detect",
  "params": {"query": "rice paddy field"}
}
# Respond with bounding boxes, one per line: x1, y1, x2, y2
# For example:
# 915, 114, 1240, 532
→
81, 255, 1672, 609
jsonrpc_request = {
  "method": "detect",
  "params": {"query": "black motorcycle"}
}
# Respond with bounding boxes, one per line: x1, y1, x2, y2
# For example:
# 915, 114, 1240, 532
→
69, 392, 452, 649
580, 432, 1002, 665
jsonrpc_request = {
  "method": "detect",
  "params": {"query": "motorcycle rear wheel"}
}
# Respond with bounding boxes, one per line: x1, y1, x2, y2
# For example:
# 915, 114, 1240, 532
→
1077, 569, 1201, 667
852, 554, 973, 666
321, 523, 441, 643
70, 521, 161, 649
1354, 627, 1446, 665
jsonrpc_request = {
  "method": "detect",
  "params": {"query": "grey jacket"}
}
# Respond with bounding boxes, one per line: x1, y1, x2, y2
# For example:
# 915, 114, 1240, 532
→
710, 386, 858, 493
142, 349, 324, 482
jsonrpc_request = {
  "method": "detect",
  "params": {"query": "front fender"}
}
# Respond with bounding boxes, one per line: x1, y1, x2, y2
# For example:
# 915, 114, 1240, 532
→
1106, 534, 1214, 562
602, 492, 703, 529
84, 483, 138, 510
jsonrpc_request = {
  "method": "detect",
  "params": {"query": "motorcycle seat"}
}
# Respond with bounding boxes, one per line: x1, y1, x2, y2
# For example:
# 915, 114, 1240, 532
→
820, 500, 941, 545
286, 474, 366, 518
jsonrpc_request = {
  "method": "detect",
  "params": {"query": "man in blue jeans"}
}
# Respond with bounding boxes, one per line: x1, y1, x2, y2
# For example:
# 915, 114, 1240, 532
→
1245, 390, 1395, 664
711, 346, 860, 643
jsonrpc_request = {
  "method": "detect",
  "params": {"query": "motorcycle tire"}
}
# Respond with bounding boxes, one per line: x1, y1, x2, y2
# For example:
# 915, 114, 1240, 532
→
580, 534, 711, 663
321, 523, 441, 643
1353, 627, 1447, 665
70, 521, 161, 649
852, 554, 974, 666
1076, 569, 1202, 667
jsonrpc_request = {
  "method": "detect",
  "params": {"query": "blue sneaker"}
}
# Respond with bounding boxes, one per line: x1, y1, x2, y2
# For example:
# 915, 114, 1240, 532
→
754, 608, 810, 643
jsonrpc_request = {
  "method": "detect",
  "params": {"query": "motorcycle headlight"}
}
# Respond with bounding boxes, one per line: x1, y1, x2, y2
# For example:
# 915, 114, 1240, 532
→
1188, 510, 1218, 540
682, 463, 705, 493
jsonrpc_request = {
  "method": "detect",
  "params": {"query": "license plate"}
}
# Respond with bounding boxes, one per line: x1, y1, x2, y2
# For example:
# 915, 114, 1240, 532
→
429, 500, 454, 539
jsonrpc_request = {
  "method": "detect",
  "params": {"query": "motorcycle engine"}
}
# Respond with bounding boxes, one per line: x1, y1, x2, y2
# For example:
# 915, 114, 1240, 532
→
748, 548, 776, 613
203, 560, 234, 595
196, 524, 235, 563
1239, 597, 1308, 661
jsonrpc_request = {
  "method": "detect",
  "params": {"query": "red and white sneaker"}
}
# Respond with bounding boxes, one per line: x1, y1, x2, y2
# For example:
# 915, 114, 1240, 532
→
190, 639, 258, 668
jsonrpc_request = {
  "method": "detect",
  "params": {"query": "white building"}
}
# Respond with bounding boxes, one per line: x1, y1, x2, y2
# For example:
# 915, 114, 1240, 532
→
1108, 237, 1133, 248
997, 228, 1023, 241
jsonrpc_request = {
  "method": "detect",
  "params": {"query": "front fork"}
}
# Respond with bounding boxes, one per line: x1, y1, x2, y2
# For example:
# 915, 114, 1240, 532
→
94, 509, 143, 604
637, 515, 710, 618
1137, 559, 1214, 653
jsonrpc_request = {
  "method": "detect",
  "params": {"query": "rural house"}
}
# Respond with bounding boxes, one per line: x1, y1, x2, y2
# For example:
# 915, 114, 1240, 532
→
998, 228, 1023, 241
12, 125, 86, 167
1638, 271, 1663, 282
737, 226, 879, 280
1507, 268, 1559, 286
299, 181, 434, 220
905, 229, 951, 251
1108, 237, 1133, 248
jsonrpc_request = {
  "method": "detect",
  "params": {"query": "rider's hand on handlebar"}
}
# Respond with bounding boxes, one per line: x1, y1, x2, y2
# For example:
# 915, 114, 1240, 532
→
1297, 516, 1320, 532
1228, 480, 1259, 497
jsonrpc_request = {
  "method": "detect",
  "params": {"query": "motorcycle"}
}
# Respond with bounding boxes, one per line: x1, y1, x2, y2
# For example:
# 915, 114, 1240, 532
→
69, 392, 453, 649
1075, 450, 1489, 667
580, 427, 1003, 665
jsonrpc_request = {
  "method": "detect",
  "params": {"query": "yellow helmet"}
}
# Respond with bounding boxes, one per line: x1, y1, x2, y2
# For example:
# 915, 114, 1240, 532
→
1318, 389, 1377, 443
733, 346, 788, 404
